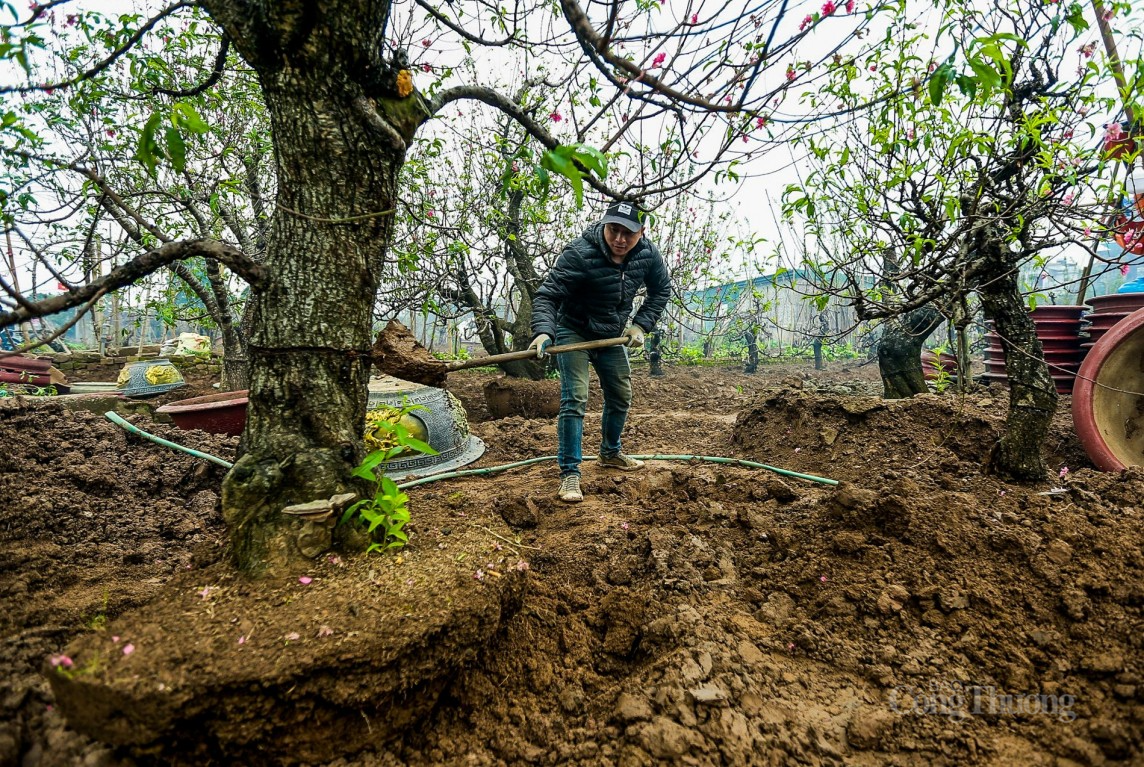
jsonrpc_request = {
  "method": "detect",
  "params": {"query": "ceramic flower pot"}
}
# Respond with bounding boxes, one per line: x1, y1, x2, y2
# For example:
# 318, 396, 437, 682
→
117, 358, 186, 397
1071, 307, 1144, 471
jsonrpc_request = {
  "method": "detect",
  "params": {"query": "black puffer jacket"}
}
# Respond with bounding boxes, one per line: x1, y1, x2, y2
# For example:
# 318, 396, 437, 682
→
531, 222, 672, 341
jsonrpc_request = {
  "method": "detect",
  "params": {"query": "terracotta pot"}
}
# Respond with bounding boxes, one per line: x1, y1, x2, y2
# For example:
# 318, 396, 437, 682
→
157, 390, 249, 436
1071, 307, 1144, 471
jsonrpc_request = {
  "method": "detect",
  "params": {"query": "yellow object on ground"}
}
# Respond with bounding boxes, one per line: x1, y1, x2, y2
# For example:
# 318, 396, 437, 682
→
145, 365, 182, 385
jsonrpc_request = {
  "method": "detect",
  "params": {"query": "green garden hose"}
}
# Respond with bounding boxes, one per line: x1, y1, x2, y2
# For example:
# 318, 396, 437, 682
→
103, 413, 838, 487
395, 454, 837, 489
104, 412, 235, 470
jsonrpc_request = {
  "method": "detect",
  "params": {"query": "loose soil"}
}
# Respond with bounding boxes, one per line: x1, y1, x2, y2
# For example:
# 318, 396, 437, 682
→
1, 358, 1141, 766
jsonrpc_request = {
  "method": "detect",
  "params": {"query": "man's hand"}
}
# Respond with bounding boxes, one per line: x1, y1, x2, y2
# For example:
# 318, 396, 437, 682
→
625, 325, 646, 348
529, 333, 553, 358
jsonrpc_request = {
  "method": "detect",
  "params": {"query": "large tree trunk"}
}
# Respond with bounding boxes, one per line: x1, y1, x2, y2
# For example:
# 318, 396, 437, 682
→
878, 306, 942, 398
206, 0, 426, 575
977, 238, 1056, 480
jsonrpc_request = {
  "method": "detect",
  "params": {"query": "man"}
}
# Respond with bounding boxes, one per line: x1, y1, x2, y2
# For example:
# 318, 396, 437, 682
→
528, 200, 672, 503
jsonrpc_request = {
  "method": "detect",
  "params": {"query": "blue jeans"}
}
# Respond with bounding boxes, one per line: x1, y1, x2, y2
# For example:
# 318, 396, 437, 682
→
556, 327, 632, 477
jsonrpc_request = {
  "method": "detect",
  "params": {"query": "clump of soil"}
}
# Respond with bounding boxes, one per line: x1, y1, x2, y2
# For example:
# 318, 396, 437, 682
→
483, 377, 560, 419
2, 360, 1142, 766
371, 320, 448, 388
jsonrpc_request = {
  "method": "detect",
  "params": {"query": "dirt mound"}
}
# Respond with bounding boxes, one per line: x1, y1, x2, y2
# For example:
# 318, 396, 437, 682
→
732, 387, 1091, 485
483, 378, 560, 419
1, 363, 1141, 766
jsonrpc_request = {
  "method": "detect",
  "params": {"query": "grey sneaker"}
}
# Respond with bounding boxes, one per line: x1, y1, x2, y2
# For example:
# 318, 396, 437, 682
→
558, 474, 583, 503
598, 453, 644, 471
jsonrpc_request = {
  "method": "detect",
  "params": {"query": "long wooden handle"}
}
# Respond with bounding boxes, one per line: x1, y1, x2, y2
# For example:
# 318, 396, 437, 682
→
444, 336, 630, 371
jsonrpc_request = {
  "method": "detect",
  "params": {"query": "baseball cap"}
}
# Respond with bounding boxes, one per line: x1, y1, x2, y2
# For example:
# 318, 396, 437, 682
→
601, 200, 644, 232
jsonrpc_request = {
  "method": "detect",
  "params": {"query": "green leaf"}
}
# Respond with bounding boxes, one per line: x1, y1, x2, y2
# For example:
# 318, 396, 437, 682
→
966, 58, 1001, 91
540, 147, 584, 206
927, 62, 955, 106
400, 436, 438, 456
358, 449, 390, 474
351, 465, 377, 482
134, 112, 163, 174
164, 126, 186, 172
572, 144, 608, 178
173, 102, 209, 133
1064, 3, 1088, 37
955, 74, 977, 100
380, 475, 400, 497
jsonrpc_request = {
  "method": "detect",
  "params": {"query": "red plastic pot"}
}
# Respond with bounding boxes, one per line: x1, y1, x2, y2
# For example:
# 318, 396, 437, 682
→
0, 369, 53, 387
921, 350, 958, 381
0, 354, 52, 375
156, 390, 248, 436
1087, 293, 1144, 314
1031, 305, 1087, 320
984, 309, 1086, 393
0, 355, 70, 393
1072, 307, 1144, 471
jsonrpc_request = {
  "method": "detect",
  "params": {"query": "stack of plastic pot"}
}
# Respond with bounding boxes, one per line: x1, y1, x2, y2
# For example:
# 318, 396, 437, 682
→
982, 305, 1087, 394
1082, 289, 1144, 354
982, 324, 1007, 387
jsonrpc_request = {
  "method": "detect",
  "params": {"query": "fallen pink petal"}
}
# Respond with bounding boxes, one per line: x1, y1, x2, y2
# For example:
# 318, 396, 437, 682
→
298, 576, 313, 585
122, 644, 134, 656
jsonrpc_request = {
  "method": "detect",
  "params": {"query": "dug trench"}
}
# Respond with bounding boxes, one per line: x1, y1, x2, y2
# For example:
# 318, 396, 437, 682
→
0, 362, 1141, 766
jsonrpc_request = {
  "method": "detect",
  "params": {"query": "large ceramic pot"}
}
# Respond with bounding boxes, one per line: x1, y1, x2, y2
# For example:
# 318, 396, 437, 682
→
156, 390, 249, 436
1071, 307, 1144, 471
366, 376, 485, 480
117, 358, 186, 398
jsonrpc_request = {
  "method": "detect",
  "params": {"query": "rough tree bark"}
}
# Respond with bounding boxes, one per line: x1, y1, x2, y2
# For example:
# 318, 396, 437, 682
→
204, 0, 429, 574
878, 306, 943, 399
976, 234, 1056, 480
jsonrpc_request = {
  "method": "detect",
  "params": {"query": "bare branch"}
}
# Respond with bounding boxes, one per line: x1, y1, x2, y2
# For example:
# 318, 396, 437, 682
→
0, 239, 269, 329
0, 1, 198, 95
154, 36, 230, 97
